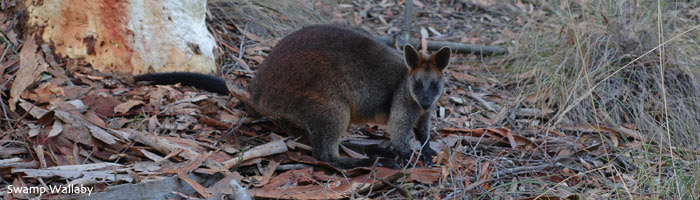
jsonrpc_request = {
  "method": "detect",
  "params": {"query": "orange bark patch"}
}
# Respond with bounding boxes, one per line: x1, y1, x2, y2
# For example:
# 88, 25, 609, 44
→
27, 0, 134, 73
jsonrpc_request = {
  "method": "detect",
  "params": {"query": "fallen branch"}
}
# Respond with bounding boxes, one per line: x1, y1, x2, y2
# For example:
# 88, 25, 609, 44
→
0, 157, 22, 167
129, 130, 200, 160
222, 139, 288, 170
12, 169, 133, 182
46, 163, 123, 171
63, 175, 199, 199
376, 36, 507, 55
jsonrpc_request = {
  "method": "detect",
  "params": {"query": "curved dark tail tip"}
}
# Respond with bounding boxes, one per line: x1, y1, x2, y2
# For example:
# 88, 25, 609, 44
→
134, 72, 229, 95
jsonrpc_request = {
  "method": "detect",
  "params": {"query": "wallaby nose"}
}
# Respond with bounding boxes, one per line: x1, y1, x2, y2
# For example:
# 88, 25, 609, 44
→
420, 102, 432, 109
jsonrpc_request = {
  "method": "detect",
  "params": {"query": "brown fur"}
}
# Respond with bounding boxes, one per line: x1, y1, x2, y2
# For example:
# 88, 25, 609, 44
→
249, 24, 451, 168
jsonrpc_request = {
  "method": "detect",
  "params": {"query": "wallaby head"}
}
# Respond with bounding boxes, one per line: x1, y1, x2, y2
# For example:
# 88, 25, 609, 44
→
403, 45, 452, 110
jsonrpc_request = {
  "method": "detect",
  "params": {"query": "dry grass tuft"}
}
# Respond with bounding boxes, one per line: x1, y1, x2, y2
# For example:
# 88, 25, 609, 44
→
206, 0, 327, 78
494, 0, 700, 198
208, 0, 326, 38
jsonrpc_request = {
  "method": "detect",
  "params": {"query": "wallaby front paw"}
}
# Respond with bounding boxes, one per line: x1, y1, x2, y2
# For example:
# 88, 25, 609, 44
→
394, 149, 412, 166
420, 147, 437, 166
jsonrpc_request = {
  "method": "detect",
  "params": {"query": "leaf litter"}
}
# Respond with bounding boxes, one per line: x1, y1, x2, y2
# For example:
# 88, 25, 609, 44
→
1, 0, 698, 199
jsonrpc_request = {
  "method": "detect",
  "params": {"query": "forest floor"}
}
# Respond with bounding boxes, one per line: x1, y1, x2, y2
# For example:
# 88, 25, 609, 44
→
2, 0, 700, 199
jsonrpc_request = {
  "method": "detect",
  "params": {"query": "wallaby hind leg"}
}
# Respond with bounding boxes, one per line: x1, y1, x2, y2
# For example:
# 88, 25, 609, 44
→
303, 104, 397, 169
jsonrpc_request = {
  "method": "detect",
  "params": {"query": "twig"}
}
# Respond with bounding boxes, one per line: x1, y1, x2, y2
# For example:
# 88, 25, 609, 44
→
0, 94, 13, 130
363, 161, 380, 197
236, 23, 253, 73
378, 178, 413, 199
216, 116, 246, 146
9, 100, 37, 133
4, 10, 21, 35
0, 39, 10, 62
466, 91, 497, 112
494, 163, 557, 177
464, 178, 499, 192
274, 163, 311, 171
171, 191, 203, 200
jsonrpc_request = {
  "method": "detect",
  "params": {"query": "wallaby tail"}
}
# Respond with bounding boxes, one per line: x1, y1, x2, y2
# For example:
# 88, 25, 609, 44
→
133, 72, 265, 117
134, 72, 229, 95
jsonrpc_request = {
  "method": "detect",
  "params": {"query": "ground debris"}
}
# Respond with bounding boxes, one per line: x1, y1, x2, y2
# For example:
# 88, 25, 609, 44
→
1, 0, 698, 199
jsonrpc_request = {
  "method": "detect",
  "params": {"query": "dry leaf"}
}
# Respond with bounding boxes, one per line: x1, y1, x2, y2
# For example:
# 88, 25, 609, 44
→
451, 72, 480, 83
11, 178, 30, 199
251, 160, 280, 187
23, 82, 65, 104
249, 168, 345, 199
86, 123, 118, 145
249, 55, 265, 64
53, 110, 119, 144
478, 161, 492, 190
439, 127, 534, 148
10, 37, 48, 111
200, 115, 230, 129
18, 99, 50, 119
27, 124, 40, 137
114, 100, 144, 114
163, 151, 206, 174
48, 120, 63, 137
340, 144, 369, 159
91, 96, 124, 117
84, 111, 107, 128
407, 168, 441, 184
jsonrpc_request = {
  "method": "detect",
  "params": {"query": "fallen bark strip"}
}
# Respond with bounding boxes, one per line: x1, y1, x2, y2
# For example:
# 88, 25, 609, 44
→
375, 36, 507, 55
129, 130, 200, 160
0, 157, 22, 167
62, 175, 198, 200
46, 163, 123, 171
178, 173, 210, 199
222, 139, 288, 170
12, 169, 133, 182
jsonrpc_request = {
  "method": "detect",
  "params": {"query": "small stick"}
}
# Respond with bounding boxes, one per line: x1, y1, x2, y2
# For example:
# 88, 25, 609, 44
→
494, 163, 556, 177
237, 23, 253, 73
466, 91, 497, 112
378, 178, 413, 199
464, 178, 500, 192
216, 116, 246, 146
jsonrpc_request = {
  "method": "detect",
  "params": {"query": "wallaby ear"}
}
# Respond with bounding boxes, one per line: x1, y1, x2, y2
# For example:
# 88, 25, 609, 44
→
403, 44, 420, 69
432, 46, 452, 71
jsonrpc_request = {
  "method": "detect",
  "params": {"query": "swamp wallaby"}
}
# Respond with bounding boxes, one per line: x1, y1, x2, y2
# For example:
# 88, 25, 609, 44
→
134, 24, 452, 169
248, 25, 451, 168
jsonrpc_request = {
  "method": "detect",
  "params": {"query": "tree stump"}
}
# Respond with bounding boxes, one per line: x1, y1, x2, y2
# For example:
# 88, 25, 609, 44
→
24, 0, 218, 75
